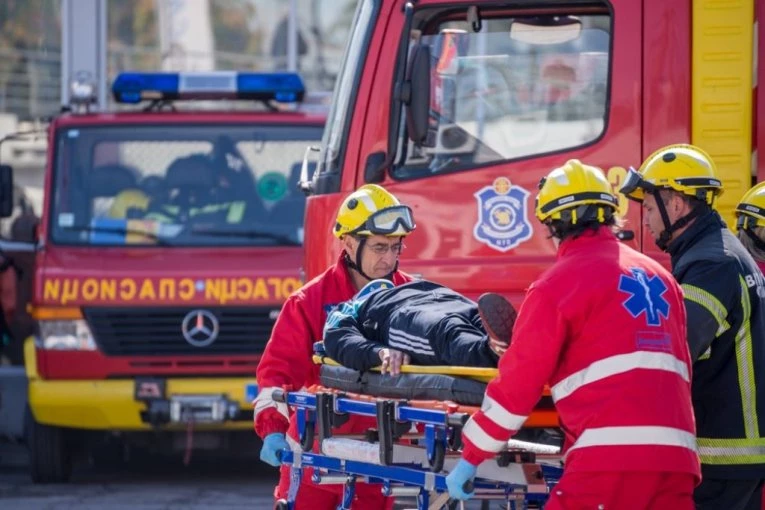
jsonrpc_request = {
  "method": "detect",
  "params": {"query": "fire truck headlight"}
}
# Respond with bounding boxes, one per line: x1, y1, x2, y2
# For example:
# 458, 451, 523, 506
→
37, 320, 97, 351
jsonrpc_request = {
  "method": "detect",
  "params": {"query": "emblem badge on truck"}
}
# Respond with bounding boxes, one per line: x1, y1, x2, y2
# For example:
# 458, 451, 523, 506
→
181, 309, 220, 347
473, 177, 533, 252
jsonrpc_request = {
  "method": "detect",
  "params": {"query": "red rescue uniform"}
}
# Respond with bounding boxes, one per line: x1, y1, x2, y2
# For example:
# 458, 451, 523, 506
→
254, 253, 411, 509
461, 228, 700, 508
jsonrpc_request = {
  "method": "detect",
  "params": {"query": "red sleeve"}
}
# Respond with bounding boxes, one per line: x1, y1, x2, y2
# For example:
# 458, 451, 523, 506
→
461, 281, 567, 465
254, 290, 321, 437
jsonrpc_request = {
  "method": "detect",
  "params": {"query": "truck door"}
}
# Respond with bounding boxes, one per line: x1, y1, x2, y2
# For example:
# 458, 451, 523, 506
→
352, 1, 644, 303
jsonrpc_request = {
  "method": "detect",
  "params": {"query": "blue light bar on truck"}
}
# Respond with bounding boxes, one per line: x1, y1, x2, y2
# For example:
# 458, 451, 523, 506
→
111, 72, 305, 104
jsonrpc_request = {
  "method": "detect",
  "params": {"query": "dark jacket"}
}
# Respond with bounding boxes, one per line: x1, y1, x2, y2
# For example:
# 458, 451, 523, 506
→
668, 210, 765, 480
323, 280, 498, 371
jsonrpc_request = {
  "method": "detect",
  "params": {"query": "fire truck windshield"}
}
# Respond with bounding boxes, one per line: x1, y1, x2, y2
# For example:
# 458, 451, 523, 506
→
49, 123, 322, 247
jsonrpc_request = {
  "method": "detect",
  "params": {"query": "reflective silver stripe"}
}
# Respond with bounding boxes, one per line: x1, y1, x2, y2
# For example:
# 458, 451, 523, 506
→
699, 445, 765, 457
736, 275, 759, 438
356, 192, 378, 213
462, 419, 507, 453
682, 283, 731, 336
551, 351, 689, 402
568, 426, 698, 453
479, 395, 527, 431
253, 386, 289, 421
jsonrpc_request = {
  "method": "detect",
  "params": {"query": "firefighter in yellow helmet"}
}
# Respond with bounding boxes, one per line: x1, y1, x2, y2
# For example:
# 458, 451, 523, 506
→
619, 144, 723, 250
254, 184, 414, 509
333, 183, 416, 285
534, 158, 621, 239
107, 188, 150, 219
620, 144, 765, 510
447, 159, 698, 507
735, 182, 765, 272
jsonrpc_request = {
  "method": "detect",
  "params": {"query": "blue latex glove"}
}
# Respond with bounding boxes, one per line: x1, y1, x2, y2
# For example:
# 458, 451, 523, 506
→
260, 432, 289, 467
446, 459, 477, 500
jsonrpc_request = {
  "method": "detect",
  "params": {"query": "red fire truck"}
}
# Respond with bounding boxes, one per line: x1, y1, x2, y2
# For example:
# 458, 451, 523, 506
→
302, 0, 762, 302
0, 71, 325, 482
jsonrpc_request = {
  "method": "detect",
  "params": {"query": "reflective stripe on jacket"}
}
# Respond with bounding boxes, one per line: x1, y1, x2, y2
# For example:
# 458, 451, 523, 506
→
669, 211, 765, 480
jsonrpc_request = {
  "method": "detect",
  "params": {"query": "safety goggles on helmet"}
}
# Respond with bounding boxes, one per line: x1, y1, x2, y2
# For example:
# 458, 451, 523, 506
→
619, 167, 657, 203
350, 205, 416, 236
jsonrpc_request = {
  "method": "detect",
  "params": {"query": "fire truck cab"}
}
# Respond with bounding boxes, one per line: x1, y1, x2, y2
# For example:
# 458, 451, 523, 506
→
0, 71, 325, 483
302, 0, 763, 305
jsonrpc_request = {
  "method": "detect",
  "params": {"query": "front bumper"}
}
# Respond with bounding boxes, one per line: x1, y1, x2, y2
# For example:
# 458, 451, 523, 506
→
26, 339, 258, 431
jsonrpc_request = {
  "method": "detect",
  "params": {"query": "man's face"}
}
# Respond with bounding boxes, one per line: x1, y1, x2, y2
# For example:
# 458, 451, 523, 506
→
642, 191, 689, 244
345, 234, 404, 279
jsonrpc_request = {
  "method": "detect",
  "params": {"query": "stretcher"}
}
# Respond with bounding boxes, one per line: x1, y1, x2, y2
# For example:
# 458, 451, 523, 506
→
273, 350, 563, 509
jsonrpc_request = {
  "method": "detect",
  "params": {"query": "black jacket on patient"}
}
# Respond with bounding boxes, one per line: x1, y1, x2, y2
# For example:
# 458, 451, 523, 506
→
323, 280, 499, 371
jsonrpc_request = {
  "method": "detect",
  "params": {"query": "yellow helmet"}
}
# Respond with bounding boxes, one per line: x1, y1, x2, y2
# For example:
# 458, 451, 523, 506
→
736, 182, 765, 231
535, 159, 619, 224
333, 184, 415, 239
620, 144, 723, 206
108, 188, 149, 219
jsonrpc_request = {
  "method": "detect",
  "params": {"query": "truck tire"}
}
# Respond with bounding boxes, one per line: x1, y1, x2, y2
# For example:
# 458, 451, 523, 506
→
25, 406, 72, 483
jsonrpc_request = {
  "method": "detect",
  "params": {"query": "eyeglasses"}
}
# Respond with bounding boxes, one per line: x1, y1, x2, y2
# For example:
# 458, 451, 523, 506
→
365, 242, 405, 256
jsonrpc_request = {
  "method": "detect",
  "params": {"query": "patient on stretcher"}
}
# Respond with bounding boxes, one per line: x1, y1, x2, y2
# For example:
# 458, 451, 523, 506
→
323, 279, 516, 374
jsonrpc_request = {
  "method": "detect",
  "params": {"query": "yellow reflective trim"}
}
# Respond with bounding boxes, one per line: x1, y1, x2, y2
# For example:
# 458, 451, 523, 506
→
700, 454, 765, 465
698, 437, 765, 448
698, 347, 711, 360
681, 283, 731, 336
736, 275, 758, 438
227, 201, 246, 223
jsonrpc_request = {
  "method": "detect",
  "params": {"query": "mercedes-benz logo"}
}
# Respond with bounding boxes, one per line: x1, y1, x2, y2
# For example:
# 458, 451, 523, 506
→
181, 310, 219, 347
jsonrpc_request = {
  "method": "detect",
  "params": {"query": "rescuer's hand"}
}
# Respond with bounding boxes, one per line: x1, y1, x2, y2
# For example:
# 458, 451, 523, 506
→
378, 348, 410, 376
446, 458, 477, 500
260, 432, 290, 467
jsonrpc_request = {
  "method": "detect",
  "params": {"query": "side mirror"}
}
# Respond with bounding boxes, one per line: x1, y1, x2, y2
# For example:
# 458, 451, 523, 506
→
404, 43, 431, 144
298, 145, 321, 196
0, 165, 13, 218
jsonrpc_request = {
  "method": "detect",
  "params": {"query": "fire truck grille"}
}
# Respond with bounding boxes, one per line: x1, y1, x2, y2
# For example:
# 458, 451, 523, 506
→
84, 307, 279, 356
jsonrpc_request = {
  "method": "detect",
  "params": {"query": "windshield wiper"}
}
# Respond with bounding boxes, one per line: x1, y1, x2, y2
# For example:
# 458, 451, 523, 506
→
61, 225, 168, 245
190, 227, 301, 246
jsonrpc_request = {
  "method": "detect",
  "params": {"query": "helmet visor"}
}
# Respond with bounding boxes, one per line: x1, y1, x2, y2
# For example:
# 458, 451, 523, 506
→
355, 205, 415, 236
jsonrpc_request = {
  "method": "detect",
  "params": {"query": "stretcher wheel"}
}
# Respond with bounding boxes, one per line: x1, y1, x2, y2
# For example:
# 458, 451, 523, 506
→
300, 421, 315, 451
447, 426, 462, 451
429, 441, 445, 472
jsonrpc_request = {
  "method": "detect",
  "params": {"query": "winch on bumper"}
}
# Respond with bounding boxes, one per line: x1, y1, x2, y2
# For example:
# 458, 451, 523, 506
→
139, 385, 242, 427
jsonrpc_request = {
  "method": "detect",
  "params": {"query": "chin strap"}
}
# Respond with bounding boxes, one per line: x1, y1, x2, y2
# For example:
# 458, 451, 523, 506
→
743, 227, 765, 252
652, 191, 705, 251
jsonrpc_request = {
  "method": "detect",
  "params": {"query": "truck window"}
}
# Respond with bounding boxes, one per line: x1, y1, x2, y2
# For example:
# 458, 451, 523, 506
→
49, 124, 323, 247
394, 13, 611, 179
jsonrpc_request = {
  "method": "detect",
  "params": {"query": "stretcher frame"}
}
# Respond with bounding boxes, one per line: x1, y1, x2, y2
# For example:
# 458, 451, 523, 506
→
272, 383, 563, 510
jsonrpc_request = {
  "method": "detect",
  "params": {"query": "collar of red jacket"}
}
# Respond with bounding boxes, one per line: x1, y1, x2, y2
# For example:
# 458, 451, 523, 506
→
556, 226, 617, 259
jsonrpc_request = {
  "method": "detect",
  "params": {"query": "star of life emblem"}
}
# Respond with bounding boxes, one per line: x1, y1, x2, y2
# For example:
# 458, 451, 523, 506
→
618, 268, 670, 326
